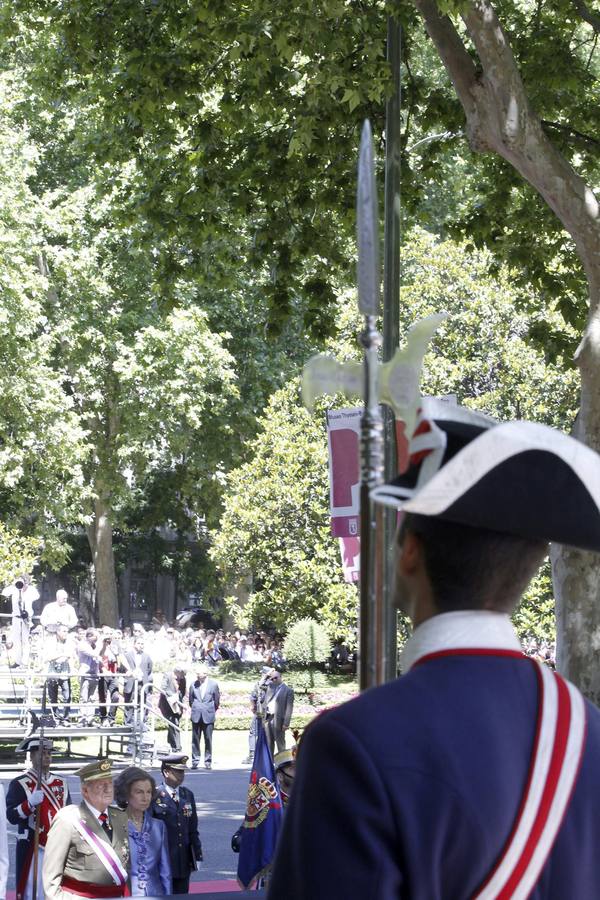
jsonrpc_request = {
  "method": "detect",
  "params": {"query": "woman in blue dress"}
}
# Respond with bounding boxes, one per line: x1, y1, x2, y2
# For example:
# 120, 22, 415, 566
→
114, 766, 172, 896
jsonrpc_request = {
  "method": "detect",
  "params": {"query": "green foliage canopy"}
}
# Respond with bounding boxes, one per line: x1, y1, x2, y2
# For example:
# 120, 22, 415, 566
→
212, 230, 577, 640
0, 523, 40, 587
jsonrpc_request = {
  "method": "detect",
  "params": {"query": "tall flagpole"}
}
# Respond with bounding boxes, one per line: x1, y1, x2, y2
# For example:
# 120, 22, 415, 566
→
357, 122, 384, 692
381, 16, 402, 683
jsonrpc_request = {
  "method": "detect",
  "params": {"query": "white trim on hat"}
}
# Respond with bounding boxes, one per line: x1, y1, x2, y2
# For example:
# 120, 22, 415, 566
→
372, 420, 600, 521
402, 421, 600, 517
371, 400, 495, 508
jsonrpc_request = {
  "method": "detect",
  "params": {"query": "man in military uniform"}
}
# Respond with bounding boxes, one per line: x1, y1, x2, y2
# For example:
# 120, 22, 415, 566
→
158, 663, 187, 751
6, 737, 70, 900
43, 759, 130, 899
270, 402, 600, 898
242, 666, 271, 765
273, 748, 296, 808
152, 753, 202, 893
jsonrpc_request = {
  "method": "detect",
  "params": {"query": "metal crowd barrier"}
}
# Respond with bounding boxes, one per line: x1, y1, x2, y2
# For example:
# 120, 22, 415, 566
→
137, 681, 181, 765
0, 668, 143, 770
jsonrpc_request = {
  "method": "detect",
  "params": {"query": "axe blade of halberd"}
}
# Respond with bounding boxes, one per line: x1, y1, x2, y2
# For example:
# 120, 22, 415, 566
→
379, 312, 448, 434
301, 354, 362, 409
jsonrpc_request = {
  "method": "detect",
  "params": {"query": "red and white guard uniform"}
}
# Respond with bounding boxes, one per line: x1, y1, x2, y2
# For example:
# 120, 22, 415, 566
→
6, 767, 71, 900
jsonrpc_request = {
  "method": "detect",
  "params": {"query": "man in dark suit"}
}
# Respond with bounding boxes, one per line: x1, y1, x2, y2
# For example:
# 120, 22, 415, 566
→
158, 664, 186, 751
263, 669, 294, 757
122, 636, 153, 725
188, 665, 220, 769
152, 754, 202, 894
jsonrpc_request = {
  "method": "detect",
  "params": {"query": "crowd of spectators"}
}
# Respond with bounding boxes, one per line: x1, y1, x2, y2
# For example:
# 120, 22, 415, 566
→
0, 616, 287, 674
522, 636, 556, 669
137, 618, 287, 670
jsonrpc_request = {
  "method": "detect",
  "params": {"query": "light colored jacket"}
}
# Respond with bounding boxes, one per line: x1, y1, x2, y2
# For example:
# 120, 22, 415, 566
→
43, 802, 130, 900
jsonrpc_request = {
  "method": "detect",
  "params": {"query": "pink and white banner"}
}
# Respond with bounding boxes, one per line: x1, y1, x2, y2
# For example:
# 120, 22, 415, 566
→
339, 537, 360, 583
326, 408, 362, 538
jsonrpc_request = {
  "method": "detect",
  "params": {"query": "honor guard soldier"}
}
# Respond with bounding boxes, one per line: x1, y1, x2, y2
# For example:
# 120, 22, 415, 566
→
43, 759, 130, 900
152, 753, 203, 893
270, 401, 600, 899
6, 737, 70, 900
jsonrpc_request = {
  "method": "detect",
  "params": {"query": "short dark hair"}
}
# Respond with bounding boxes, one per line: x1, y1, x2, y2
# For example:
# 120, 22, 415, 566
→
113, 766, 156, 809
400, 514, 548, 614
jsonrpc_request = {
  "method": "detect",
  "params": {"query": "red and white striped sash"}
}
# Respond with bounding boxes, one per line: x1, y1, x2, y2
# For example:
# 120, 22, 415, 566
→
473, 660, 587, 900
25, 770, 64, 816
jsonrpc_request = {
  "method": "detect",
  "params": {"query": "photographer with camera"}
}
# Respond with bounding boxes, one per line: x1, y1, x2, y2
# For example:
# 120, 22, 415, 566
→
2, 574, 39, 668
40, 588, 78, 635
98, 626, 121, 727
44, 624, 76, 726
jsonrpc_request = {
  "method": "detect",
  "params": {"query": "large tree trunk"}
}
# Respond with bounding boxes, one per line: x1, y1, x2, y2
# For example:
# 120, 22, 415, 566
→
87, 493, 119, 627
552, 358, 600, 705
412, 0, 600, 699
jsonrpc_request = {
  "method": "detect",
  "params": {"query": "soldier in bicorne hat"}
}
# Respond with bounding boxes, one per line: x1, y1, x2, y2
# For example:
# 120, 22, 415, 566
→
43, 759, 130, 900
6, 737, 70, 900
270, 400, 600, 898
152, 753, 203, 894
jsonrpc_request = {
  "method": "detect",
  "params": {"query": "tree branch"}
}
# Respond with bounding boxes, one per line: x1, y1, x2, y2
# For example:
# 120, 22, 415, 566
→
541, 119, 600, 150
411, 0, 480, 126
413, 1, 600, 296
412, 0, 600, 380
573, 0, 600, 34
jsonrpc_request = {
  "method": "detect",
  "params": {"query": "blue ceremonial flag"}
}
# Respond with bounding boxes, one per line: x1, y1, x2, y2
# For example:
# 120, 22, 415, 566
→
237, 717, 283, 889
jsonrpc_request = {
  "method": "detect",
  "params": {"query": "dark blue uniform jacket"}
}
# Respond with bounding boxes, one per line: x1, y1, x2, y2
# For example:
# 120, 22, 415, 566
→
152, 783, 203, 879
269, 654, 600, 899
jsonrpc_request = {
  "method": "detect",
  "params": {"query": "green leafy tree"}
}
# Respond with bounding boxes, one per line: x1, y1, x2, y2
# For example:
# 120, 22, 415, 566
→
212, 379, 358, 636
40, 182, 239, 624
4, 0, 600, 690
0, 523, 40, 588
284, 617, 332, 667
213, 231, 576, 639
0, 76, 86, 565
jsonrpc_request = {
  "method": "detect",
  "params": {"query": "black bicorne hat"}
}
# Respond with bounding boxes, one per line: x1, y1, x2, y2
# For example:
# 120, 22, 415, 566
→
371, 399, 600, 552
17, 736, 54, 753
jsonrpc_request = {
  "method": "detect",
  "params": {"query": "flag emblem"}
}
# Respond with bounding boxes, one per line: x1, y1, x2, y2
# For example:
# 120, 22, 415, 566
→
244, 775, 279, 829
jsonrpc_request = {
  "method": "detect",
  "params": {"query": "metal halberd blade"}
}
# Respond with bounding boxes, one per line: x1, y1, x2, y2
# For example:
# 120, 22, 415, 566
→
356, 120, 381, 317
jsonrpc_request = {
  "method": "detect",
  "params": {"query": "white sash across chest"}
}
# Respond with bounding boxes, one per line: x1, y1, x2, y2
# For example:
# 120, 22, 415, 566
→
73, 815, 128, 886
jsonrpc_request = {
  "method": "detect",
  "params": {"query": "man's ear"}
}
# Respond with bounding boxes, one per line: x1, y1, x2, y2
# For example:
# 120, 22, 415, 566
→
398, 530, 423, 576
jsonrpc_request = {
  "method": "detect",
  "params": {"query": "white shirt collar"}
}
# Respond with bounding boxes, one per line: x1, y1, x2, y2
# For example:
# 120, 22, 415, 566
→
400, 610, 522, 674
83, 798, 107, 820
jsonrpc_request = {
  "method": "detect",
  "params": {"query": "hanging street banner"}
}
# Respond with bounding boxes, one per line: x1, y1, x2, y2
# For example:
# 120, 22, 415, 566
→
326, 408, 362, 537
328, 397, 457, 581
339, 536, 361, 583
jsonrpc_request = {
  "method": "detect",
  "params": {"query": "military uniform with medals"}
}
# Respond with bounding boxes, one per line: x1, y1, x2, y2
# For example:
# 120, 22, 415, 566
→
152, 753, 203, 893
43, 760, 130, 900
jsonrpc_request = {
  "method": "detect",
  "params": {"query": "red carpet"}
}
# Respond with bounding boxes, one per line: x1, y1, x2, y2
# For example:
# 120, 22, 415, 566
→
7, 883, 241, 898
191, 882, 241, 893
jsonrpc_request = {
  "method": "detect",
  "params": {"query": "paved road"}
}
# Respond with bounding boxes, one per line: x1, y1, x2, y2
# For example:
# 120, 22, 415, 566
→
3, 766, 251, 894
